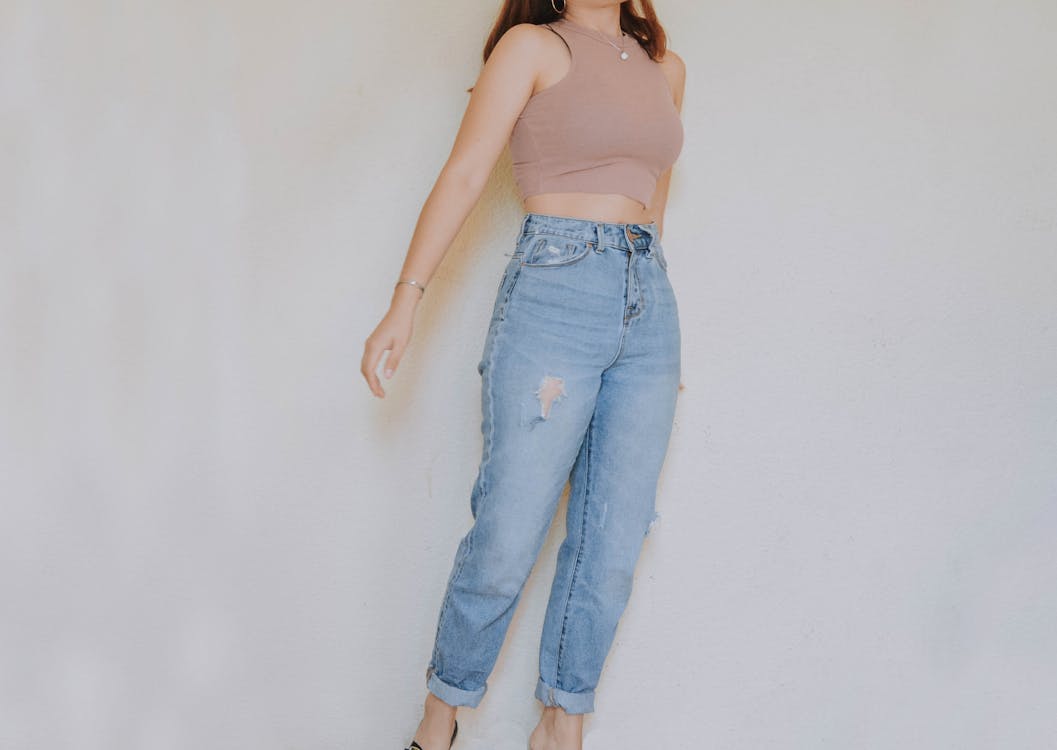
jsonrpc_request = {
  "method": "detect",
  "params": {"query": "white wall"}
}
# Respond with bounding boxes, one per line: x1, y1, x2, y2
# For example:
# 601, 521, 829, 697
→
2, 1, 1056, 748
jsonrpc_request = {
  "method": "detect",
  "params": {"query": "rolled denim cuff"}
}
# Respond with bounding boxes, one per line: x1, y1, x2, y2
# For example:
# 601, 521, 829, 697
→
426, 665, 486, 708
534, 676, 595, 714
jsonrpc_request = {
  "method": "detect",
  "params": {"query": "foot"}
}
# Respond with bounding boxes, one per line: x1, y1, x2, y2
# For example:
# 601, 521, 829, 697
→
409, 691, 458, 749
528, 705, 584, 750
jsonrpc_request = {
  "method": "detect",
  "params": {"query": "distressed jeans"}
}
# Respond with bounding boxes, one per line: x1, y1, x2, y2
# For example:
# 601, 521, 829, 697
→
425, 211, 681, 714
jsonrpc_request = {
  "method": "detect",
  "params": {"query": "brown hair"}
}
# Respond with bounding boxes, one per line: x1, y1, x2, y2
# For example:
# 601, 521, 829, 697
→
483, 0, 669, 63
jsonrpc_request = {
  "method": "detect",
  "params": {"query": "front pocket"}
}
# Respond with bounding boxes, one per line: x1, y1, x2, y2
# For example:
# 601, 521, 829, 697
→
520, 235, 595, 268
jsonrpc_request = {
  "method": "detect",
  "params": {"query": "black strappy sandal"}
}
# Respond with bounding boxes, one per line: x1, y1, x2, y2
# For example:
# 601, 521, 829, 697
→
404, 718, 458, 750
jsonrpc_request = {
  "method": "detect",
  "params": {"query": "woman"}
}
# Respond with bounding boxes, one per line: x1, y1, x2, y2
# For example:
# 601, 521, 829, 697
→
361, 1, 685, 747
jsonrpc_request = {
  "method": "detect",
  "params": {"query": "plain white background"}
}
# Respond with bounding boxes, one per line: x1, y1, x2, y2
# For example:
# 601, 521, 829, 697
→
2, 1, 1056, 748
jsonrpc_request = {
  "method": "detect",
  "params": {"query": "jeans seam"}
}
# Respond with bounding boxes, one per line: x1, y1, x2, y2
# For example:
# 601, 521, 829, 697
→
498, 263, 524, 321
554, 412, 595, 686
430, 526, 475, 670
432, 303, 510, 671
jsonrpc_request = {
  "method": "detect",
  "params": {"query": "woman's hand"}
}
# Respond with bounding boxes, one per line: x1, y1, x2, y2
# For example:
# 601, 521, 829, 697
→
361, 290, 421, 398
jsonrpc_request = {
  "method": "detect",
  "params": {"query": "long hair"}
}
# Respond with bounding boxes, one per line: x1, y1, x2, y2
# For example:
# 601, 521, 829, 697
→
483, 0, 668, 63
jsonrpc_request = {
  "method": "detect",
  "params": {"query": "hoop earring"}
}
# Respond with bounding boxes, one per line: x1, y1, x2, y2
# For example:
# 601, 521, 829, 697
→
551, 0, 566, 13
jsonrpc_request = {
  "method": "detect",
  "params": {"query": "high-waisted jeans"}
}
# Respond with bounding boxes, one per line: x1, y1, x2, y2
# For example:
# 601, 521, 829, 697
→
424, 211, 681, 714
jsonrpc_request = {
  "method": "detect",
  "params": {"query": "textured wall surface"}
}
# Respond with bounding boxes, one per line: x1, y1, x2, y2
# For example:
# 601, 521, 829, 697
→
2, 1, 1056, 748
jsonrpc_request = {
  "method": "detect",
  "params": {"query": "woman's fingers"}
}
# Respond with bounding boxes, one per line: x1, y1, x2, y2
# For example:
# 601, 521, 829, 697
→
362, 314, 414, 399
384, 338, 408, 379
362, 336, 390, 398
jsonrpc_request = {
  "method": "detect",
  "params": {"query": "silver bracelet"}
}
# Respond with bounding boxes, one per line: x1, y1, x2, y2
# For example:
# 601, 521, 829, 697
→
395, 279, 426, 295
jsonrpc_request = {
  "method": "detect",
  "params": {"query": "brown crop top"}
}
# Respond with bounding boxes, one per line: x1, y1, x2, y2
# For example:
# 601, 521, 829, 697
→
508, 17, 684, 209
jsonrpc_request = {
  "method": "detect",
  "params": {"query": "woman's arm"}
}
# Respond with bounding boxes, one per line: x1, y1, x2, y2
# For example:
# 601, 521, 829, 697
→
362, 24, 548, 398
647, 49, 686, 239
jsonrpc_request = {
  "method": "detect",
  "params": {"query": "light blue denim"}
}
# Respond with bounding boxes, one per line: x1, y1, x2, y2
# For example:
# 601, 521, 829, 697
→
425, 211, 681, 714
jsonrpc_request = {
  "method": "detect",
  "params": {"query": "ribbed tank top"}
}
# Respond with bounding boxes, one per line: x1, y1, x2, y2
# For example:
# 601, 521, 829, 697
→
508, 17, 684, 209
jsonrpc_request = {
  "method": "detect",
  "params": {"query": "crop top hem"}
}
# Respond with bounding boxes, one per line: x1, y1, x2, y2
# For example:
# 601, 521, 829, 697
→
513, 157, 659, 209
518, 188, 651, 210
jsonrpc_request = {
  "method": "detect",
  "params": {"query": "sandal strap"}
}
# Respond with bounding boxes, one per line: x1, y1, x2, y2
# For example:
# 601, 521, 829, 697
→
404, 717, 458, 750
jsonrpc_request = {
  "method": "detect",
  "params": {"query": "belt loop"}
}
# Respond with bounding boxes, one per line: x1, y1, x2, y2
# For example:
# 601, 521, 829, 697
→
595, 221, 605, 252
520, 212, 531, 238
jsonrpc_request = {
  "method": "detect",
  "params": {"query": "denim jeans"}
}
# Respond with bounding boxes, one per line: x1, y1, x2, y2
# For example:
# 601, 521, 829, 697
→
425, 211, 681, 714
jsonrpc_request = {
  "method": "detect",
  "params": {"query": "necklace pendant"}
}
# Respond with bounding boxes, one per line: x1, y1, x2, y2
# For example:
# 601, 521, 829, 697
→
620, 50, 629, 60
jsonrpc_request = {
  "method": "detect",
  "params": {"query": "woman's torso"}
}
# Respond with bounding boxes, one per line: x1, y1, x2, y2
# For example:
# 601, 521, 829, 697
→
510, 16, 683, 224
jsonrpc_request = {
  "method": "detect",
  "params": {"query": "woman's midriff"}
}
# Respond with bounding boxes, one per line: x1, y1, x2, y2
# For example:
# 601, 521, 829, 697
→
523, 192, 656, 225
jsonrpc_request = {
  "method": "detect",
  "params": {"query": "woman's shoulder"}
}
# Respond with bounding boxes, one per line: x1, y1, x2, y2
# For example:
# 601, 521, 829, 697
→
497, 21, 565, 48
488, 21, 568, 69
655, 48, 686, 106
656, 48, 686, 76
